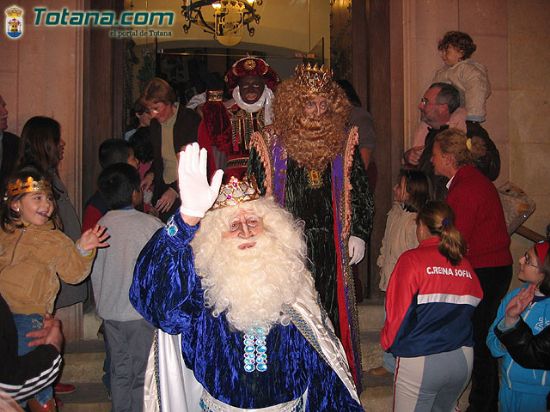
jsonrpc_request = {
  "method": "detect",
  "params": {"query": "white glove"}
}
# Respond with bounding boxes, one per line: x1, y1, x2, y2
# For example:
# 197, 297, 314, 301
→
178, 143, 224, 218
348, 236, 366, 265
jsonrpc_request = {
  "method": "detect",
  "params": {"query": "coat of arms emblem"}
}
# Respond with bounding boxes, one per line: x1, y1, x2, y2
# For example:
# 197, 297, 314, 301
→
5, 5, 24, 39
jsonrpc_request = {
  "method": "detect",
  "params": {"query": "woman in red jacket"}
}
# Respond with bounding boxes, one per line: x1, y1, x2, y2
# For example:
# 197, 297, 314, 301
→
432, 128, 513, 411
382, 201, 483, 411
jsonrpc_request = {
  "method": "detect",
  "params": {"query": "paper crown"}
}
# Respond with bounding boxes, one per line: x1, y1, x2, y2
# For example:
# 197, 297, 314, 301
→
294, 63, 334, 94
6, 177, 52, 198
225, 56, 280, 92
211, 176, 261, 210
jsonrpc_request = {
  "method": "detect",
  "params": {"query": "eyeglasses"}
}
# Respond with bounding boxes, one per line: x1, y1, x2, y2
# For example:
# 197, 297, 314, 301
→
523, 252, 539, 268
420, 97, 445, 106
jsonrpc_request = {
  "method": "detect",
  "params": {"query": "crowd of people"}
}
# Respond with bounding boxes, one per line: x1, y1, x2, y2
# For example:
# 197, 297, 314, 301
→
0, 30, 548, 412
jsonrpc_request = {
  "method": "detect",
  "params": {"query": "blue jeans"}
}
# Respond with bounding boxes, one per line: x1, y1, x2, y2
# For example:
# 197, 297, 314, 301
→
13, 313, 54, 406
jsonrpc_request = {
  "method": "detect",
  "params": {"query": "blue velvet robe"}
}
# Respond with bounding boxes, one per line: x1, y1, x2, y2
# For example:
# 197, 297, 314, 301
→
130, 212, 363, 411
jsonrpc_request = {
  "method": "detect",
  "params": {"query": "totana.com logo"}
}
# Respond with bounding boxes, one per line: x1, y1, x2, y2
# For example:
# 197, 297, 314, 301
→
4, 5, 24, 40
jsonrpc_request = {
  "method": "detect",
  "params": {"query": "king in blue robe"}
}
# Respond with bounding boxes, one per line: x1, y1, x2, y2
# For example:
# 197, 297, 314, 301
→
130, 143, 363, 411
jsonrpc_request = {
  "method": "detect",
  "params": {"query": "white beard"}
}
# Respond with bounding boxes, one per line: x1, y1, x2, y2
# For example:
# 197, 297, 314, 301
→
193, 231, 309, 333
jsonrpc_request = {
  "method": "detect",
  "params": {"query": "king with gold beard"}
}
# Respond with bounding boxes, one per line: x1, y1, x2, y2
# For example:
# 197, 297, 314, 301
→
248, 64, 374, 390
130, 144, 363, 411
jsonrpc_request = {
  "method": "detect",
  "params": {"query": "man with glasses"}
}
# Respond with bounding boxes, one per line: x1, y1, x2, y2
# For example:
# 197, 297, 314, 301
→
404, 82, 499, 200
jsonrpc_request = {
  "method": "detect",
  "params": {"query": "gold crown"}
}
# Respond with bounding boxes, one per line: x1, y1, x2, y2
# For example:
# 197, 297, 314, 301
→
295, 63, 333, 94
211, 176, 261, 210
5, 6, 24, 18
6, 177, 52, 198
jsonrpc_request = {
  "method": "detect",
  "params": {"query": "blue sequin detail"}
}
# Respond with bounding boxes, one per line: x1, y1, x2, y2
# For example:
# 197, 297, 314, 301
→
242, 327, 268, 373
165, 216, 178, 237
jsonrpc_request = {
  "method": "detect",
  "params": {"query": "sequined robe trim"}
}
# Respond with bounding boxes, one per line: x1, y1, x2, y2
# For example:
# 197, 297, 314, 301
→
143, 301, 360, 412
250, 130, 274, 196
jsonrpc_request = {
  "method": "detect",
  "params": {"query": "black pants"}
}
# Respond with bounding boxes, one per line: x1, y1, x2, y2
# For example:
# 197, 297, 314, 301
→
467, 265, 512, 412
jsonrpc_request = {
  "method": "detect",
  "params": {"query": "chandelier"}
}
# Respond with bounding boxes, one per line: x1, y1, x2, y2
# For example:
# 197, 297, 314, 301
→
181, 0, 262, 47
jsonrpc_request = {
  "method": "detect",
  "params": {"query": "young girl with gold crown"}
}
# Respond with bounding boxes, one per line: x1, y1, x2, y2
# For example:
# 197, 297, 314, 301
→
0, 166, 108, 412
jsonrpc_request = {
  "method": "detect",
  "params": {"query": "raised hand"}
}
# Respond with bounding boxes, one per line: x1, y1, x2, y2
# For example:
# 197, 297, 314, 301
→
178, 143, 224, 219
504, 283, 536, 327
78, 224, 109, 251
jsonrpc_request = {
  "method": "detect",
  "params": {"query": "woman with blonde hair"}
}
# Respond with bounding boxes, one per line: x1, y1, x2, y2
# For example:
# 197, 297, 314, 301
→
382, 201, 482, 411
432, 128, 513, 410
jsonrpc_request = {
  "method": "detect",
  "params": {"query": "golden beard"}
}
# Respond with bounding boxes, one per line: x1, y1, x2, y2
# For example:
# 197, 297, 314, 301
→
281, 113, 347, 172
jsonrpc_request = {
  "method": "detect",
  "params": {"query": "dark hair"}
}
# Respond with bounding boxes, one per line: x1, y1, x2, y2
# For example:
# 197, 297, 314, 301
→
399, 169, 430, 212
128, 98, 149, 130
128, 129, 153, 163
335, 79, 362, 107
1, 165, 57, 232
430, 82, 461, 114
535, 232, 550, 296
18, 116, 62, 174
438, 31, 477, 60
417, 201, 466, 265
98, 163, 141, 210
98, 139, 132, 169
133, 97, 148, 116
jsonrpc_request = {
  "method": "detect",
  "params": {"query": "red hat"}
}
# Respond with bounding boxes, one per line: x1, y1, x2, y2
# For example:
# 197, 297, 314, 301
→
225, 56, 280, 92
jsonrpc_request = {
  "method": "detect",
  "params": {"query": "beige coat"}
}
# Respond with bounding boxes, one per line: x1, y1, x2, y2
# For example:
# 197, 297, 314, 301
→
377, 203, 419, 291
0, 221, 94, 315
433, 59, 491, 122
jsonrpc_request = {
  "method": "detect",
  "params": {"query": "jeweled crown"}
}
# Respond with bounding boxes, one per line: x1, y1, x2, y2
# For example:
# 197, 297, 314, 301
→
7, 177, 52, 198
212, 176, 261, 210
295, 63, 333, 94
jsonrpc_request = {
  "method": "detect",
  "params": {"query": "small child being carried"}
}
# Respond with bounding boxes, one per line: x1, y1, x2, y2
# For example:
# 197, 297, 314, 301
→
411, 31, 491, 149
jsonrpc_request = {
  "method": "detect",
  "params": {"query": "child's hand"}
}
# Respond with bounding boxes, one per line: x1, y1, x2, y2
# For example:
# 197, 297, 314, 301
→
78, 225, 109, 251
504, 284, 536, 327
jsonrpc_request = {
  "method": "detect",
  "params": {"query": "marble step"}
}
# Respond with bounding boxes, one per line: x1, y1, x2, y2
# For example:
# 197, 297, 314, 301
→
62, 339, 105, 384
358, 300, 385, 333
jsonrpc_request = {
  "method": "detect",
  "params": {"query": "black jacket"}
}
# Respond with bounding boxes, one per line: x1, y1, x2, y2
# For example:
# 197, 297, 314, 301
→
0, 131, 19, 192
149, 105, 200, 221
495, 317, 550, 370
0, 294, 62, 401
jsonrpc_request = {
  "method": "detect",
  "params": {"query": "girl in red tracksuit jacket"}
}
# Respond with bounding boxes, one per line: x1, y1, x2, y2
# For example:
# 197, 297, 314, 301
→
381, 201, 483, 412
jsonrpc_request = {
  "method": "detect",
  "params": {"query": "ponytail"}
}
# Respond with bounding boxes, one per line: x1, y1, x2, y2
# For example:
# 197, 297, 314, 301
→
417, 201, 466, 265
